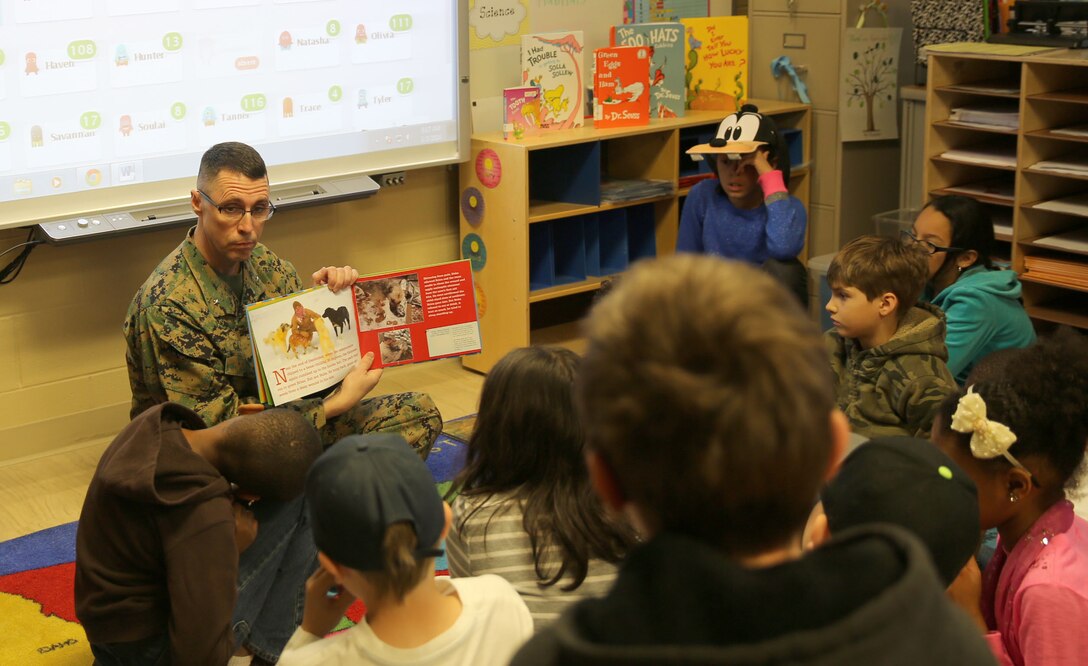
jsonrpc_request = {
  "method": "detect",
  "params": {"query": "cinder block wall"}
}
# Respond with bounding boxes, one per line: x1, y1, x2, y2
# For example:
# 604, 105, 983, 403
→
0, 166, 458, 464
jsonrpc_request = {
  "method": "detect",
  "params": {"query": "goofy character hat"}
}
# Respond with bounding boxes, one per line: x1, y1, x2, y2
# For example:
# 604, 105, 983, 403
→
686, 104, 788, 180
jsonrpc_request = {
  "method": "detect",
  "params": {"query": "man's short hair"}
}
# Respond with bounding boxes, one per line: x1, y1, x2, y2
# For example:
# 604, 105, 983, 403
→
578, 255, 835, 558
218, 409, 322, 500
197, 142, 268, 189
827, 235, 928, 314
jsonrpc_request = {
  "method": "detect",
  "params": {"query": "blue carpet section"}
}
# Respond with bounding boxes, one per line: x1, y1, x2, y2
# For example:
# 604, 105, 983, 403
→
0, 521, 78, 576
425, 434, 468, 485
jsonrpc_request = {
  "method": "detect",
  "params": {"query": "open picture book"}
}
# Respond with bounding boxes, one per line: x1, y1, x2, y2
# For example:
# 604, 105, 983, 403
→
246, 259, 481, 406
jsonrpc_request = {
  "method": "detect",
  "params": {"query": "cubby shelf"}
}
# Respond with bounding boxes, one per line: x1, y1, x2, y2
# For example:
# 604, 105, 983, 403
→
933, 120, 1019, 135
1025, 129, 1088, 143
1028, 90, 1088, 104
925, 50, 1088, 330
459, 103, 811, 372
528, 193, 675, 223
936, 83, 1022, 98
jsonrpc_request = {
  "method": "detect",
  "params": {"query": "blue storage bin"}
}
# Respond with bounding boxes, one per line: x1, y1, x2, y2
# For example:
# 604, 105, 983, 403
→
553, 217, 588, 285
530, 143, 601, 205
780, 128, 803, 168
529, 223, 555, 291
586, 210, 629, 276
626, 204, 657, 262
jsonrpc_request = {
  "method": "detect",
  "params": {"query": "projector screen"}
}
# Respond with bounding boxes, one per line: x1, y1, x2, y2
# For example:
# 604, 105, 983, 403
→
0, 0, 469, 232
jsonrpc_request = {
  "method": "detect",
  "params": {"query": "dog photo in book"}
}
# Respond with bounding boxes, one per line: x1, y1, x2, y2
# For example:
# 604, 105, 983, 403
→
379, 328, 414, 364
354, 275, 423, 331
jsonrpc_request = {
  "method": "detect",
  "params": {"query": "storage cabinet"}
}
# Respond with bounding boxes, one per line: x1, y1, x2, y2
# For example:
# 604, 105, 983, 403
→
749, 2, 902, 256
925, 50, 1088, 330
459, 103, 810, 373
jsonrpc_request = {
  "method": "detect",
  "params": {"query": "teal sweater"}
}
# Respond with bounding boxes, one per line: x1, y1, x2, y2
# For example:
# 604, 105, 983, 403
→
931, 266, 1035, 385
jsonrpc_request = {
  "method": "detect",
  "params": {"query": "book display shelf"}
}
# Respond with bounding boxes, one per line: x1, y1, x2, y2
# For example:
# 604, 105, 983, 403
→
459, 103, 810, 373
925, 50, 1088, 331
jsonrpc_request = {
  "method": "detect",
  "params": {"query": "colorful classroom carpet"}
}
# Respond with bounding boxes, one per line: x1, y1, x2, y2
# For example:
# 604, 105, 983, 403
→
0, 424, 472, 666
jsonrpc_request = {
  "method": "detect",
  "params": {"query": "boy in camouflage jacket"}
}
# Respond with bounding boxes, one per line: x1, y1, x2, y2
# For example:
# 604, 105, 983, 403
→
824, 235, 956, 438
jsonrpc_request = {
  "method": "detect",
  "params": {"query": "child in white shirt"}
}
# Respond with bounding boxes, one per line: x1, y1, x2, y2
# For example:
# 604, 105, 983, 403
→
278, 434, 533, 665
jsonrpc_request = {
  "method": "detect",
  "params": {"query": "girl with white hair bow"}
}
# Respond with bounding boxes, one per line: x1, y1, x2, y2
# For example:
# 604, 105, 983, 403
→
932, 329, 1088, 666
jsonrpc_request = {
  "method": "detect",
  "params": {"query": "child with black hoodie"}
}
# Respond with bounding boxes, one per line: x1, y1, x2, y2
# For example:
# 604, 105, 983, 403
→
75, 403, 323, 666
512, 255, 995, 665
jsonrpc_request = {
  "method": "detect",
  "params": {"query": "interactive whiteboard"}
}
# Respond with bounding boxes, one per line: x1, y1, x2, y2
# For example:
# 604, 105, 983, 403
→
0, 0, 470, 234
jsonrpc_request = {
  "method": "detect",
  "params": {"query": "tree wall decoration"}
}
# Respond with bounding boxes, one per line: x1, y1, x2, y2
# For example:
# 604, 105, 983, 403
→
846, 39, 895, 134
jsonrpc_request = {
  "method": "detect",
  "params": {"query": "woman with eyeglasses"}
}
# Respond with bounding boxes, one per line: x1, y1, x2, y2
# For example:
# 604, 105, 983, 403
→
905, 195, 1035, 385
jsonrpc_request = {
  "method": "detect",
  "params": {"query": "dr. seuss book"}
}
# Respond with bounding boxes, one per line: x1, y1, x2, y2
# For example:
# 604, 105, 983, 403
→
521, 31, 585, 130
246, 259, 481, 406
503, 86, 542, 140
680, 16, 749, 112
610, 22, 685, 118
593, 46, 651, 128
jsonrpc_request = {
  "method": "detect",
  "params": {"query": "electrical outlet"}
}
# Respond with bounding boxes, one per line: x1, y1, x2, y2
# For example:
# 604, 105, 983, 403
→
379, 171, 407, 187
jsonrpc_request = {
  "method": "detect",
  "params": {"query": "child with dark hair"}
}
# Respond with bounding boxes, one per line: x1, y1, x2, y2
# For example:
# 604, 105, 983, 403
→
513, 255, 993, 665
278, 434, 532, 665
76, 405, 323, 665
679, 104, 808, 303
825, 234, 957, 438
445, 346, 635, 627
804, 436, 981, 587
934, 329, 1088, 665
906, 195, 1035, 384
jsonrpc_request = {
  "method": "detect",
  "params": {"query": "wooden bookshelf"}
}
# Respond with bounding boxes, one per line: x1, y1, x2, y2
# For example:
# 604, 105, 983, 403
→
459, 103, 811, 372
925, 50, 1088, 329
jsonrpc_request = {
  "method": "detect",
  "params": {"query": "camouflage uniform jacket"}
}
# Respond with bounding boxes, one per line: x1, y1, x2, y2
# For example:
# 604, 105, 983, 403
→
825, 302, 957, 439
124, 229, 328, 428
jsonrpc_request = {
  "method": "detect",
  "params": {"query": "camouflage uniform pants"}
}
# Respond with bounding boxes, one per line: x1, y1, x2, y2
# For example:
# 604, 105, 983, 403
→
320, 391, 442, 459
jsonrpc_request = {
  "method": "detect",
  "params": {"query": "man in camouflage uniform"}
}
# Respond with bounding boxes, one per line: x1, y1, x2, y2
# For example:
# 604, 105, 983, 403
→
824, 236, 956, 439
124, 141, 442, 458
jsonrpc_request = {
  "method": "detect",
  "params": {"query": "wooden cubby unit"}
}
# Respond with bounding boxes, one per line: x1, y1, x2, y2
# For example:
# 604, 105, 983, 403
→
460, 103, 811, 373
925, 50, 1088, 330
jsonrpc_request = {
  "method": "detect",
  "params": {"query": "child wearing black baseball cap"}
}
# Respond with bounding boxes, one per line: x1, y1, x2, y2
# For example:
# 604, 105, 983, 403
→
804, 436, 981, 587
277, 434, 533, 665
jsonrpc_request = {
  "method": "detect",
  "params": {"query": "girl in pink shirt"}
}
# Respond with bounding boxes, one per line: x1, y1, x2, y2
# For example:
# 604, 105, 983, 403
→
933, 329, 1088, 666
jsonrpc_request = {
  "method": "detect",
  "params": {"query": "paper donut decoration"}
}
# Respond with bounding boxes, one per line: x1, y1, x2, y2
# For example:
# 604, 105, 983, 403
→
475, 149, 502, 189
462, 233, 487, 272
460, 186, 485, 226
474, 282, 487, 319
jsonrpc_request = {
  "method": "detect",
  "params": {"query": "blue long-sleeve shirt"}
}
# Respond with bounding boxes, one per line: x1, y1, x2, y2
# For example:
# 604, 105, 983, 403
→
677, 177, 806, 263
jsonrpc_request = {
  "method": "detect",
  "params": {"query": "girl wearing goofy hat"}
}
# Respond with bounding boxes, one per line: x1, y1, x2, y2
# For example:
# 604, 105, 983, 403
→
678, 104, 807, 304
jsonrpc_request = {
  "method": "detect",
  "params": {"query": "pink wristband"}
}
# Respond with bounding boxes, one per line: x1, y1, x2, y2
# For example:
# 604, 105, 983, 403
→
758, 170, 787, 197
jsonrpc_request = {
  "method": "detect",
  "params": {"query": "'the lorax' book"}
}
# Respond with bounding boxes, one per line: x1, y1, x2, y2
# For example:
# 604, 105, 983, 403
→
680, 16, 749, 112
521, 31, 585, 129
593, 45, 651, 128
610, 22, 685, 118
